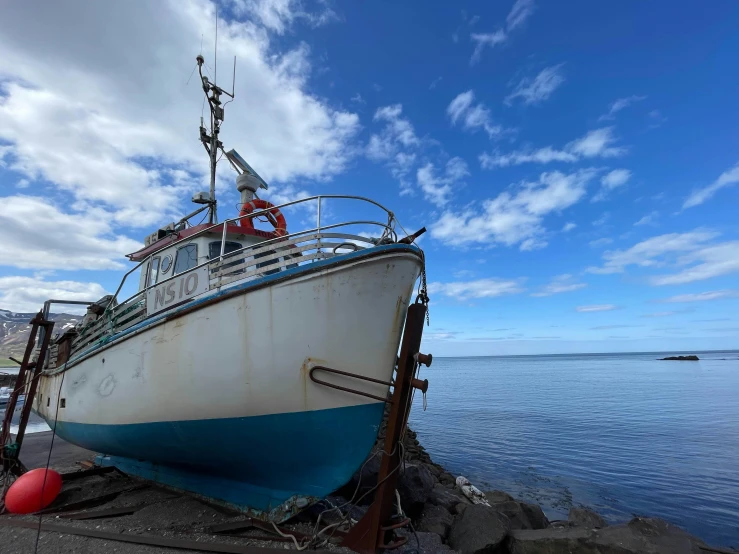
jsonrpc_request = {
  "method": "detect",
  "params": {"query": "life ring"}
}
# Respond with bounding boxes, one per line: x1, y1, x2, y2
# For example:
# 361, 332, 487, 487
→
239, 199, 288, 237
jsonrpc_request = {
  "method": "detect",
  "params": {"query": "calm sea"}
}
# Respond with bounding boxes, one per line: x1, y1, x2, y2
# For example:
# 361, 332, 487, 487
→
408, 351, 739, 548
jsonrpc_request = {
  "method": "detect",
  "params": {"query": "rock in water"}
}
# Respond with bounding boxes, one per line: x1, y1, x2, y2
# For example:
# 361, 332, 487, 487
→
397, 463, 435, 518
484, 490, 515, 503
448, 504, 510, 554
492, 500, 534, 530
569, 507, 608, 529
521, 502, 549, 530
660, 355, 699, 360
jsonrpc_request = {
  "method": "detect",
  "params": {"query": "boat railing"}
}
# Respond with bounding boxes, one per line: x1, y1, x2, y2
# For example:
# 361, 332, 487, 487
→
63, 195, 411, 361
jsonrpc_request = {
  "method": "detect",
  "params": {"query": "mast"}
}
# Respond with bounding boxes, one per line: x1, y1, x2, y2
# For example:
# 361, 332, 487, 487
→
196, 54, 234, 224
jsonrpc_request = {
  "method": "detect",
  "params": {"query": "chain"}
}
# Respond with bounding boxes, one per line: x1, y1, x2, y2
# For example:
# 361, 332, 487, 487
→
416, 249, 430, 326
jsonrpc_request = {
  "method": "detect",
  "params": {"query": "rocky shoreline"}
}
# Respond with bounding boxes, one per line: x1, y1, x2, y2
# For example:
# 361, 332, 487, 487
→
328, 423, 725, 554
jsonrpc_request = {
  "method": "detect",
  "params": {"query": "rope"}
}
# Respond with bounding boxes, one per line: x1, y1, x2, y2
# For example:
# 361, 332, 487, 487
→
34, 369, 66, 553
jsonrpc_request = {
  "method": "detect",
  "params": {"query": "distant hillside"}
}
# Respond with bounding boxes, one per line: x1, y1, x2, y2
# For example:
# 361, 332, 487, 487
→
0, 309, 81, 362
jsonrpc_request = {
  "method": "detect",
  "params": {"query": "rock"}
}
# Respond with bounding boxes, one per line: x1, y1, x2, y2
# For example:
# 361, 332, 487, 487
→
568, 507, 607, 529
491, 501, 533, 530
415, 502, 454, 538
448, 504, 510, 554
510, 517, 706, 554
509, 527, 593, 553
398, 463, 436, 518
428, 484, 467, 512
453, 502, 469, 515
337, 454, 381, 505
660, 355, 699, 361
398, 530, 456, 554
520, 502, 549, 530
484, 490, 515, 503
439, 473, 456, 487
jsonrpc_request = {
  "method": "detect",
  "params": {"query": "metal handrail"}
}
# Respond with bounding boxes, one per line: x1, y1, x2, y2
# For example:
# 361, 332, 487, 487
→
105, 195, 402, 314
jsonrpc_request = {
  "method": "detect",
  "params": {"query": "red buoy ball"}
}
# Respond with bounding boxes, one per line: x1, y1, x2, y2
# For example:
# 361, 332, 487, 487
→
5, 468, 63, 514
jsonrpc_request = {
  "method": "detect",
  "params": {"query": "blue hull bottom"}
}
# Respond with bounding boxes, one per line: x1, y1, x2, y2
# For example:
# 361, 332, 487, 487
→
54, 402, 384, 518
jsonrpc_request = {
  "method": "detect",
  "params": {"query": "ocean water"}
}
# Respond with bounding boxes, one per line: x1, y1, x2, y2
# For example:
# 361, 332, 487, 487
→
408, 351, 739, 548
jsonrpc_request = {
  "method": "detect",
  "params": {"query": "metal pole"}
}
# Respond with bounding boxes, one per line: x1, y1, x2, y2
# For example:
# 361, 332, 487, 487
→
209, 128, 218, 224
342, 303, 430, 553
316, 197, 322, 258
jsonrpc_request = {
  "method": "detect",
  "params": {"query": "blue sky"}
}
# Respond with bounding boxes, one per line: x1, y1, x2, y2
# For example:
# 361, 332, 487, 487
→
0, 0, 738, 355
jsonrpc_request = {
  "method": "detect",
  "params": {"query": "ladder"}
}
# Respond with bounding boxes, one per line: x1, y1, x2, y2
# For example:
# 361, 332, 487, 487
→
0, 311, 55, 477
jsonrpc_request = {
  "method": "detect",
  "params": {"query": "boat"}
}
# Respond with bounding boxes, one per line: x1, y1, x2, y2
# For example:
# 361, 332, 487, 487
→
30, 56, 428, 520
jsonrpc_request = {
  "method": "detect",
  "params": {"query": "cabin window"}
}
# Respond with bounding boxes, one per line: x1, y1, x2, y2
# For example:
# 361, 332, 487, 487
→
146, 257, 161, 287
174, 244, 198, 275
210, 241, 244, 276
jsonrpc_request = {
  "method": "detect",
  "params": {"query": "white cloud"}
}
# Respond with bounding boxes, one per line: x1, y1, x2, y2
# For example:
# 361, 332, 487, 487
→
576, 304, 617, 312
634, 211, 659, 226
447, 90, 506, 138
429, 76, 443, 90
0, 276, 108, 313
587, 230, 717, 275
416, 158, 469, 206
683, 163, 739, 209
480, 127, 625, 169
431, 169, 596, 249
429, 278, 524, 300
505, 64, 565, 106
589, 238, 613, 248
658, 290, 739, 303
233, 0, 337, 34
0, 0, 359, 232
593, 168, 631, 201
568, 128, 626, 158
350, 93, 365, 104
468, 0, 535, 64
506, 0, 535, 31
599, 95, 647, 121
470, 31, 507, 65
0, 196, 140, 270
592, 212, 610, 226
562, 222, 576, 232
588, 231, 739, 285
531, 274, 586, 297
601, 169, 631, 190
651, 241, 739, 285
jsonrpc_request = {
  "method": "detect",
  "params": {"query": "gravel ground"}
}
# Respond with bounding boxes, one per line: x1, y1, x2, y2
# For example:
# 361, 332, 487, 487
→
1, 433, 354, 553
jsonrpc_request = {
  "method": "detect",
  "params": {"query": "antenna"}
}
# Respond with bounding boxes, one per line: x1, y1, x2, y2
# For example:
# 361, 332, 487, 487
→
214, 4, 217, 85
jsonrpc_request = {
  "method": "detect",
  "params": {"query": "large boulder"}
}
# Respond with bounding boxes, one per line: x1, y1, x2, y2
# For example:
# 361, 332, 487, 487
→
492, 500, 549, 531
448, 504, 510, 554
415, 502, 454, 538
397, 463, 436, 518
510, 517, 706, 554
492, 501, 533, 530
520, 502, 549, 530
484, 490, 515, 503
428, 484, 468, 512
398, 530, 457, 554
569, 507, 607, 529
337, 454, 381, 505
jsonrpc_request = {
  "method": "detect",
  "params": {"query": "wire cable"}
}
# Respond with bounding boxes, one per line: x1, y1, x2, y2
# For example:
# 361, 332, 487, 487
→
34, 369, 65, 553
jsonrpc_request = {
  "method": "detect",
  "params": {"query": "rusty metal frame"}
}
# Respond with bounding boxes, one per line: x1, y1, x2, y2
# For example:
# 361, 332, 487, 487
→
0, 311, 55, 477
309, 366, 393, 403
342, 302, 429, 554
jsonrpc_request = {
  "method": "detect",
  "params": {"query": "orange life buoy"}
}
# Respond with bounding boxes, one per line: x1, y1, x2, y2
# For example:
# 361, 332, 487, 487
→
238, 199, 288, 237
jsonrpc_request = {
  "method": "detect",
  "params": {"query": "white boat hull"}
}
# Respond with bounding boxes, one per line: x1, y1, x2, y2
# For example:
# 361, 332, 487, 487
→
35, 245, 422, 517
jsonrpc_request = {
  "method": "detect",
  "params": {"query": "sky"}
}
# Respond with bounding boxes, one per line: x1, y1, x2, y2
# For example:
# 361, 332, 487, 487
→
0, 0, 738, 355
